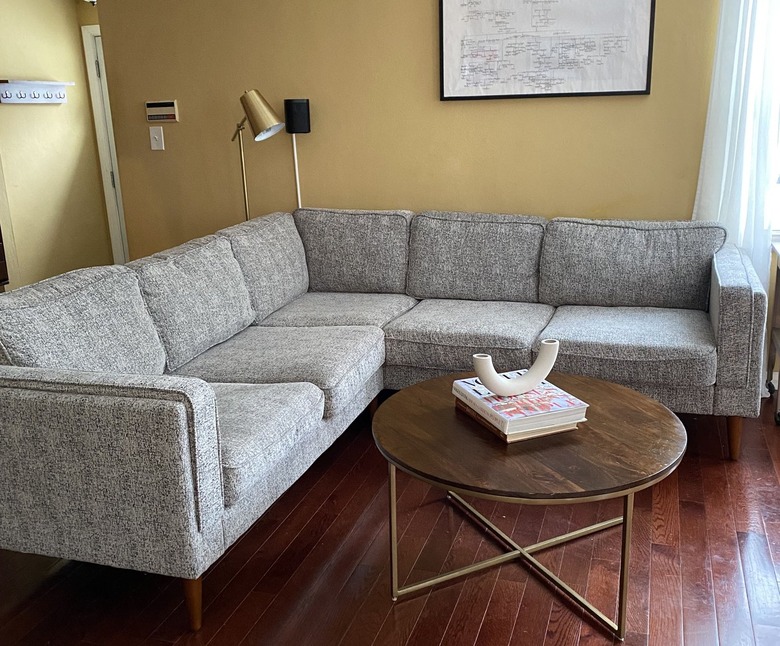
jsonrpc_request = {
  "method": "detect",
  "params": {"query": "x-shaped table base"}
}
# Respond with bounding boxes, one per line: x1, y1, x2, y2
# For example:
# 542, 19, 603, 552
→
387, 464, 634, 641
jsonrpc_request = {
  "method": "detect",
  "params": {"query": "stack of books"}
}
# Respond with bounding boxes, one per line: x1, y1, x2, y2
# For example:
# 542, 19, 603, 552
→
453, 370, 589, 443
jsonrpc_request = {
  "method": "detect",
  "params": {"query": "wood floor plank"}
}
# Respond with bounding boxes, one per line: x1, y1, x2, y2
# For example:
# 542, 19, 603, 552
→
501, 504, 547, 584
764, 520, 780, 588
738, 531, 780, 633
575, 558, 617, 646
220, 448, 387, 644
651, 470, 680, 547
677, 426, 706, 504
543, 503, 599, 646
335, 480, 437, 646
406, 499, 506, 646
729, 450, 772, 535
0, 552, 70, 619
648, 543, 683, 644
760, 404, 780, 487
474, 578, 526, 646
679, 500, 718, 646
441, 500, 523, 646
701, 452, 755, 646
251, 446, 384, 596
360, 488, 459, 646
1, 562, 105, 646
200, 590, 274, 646
509, 505, 573, 645
250, 470, 404, 645
0, 559, 84, 644
17, 565, 137, 646
80, 572, 175, 646
624, 487, 651, 639
576, 501, 623, 646
275, 473, 412, 646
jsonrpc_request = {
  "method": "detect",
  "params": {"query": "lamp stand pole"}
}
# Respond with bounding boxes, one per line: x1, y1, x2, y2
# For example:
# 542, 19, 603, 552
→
232, 117, 251, 221
291, 133, 302, 209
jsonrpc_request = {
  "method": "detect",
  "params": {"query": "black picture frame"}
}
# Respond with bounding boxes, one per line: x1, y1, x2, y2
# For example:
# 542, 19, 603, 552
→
440, 0, 656, 101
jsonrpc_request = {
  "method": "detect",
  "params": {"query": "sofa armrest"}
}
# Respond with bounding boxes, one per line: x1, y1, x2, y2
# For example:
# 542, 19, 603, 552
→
710, 243, 767, 390
0, 366, 225, 579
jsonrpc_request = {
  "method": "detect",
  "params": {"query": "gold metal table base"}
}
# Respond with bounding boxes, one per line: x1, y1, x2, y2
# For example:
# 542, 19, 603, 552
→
388, 464, 634, 641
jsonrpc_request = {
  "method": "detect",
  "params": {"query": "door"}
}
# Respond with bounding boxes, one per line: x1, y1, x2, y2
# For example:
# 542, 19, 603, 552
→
82, 25, 128, 264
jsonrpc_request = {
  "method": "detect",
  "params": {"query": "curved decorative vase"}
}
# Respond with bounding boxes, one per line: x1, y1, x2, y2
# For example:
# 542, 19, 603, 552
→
473, 339, 560, 397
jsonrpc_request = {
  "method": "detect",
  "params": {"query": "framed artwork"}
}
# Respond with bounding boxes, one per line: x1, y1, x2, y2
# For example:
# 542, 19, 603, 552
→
440, 0, 656, 100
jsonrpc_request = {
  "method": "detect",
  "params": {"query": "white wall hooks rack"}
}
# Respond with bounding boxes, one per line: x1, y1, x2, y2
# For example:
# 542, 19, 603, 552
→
0, 80, 75, 104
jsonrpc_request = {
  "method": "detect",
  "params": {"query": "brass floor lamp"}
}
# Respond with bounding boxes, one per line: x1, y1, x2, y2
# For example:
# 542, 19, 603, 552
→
231, 89, 284, 221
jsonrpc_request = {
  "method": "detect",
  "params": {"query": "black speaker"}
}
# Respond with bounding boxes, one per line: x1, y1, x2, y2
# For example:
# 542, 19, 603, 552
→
284, 99, 311, 134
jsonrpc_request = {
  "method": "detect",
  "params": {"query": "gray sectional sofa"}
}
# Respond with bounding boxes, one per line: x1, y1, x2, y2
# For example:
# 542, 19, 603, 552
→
0, 208, 766, 629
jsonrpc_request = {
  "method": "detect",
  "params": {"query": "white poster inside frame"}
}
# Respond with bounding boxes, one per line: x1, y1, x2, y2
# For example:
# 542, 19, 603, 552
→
440, 0, 655, 100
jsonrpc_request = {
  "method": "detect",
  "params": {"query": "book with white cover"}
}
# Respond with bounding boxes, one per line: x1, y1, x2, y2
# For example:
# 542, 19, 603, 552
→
454, 397, 585, 442
452, 370, 589, 434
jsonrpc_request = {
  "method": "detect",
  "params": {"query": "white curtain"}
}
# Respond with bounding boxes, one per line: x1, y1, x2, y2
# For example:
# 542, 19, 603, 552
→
693, 0, 780, 290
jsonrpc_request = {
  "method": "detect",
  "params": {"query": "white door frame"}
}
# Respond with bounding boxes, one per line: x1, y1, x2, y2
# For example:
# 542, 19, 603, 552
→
82, 25, 128, 264
0, 151, 20, 289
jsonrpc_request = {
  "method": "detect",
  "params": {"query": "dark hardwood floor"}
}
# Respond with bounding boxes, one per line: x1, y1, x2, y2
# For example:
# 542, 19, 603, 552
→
3, 396, 780, 645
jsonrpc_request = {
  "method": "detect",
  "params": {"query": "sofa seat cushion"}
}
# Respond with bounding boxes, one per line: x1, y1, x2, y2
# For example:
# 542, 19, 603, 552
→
293, 208, 414, 293
217, 212, 309, 322
0, 266, 166, 374
384, 299, 555, 372
539, 218, 727, 310
407, 211, 547, 302
213, 382, 324, 507
129, 235, 255, 371
174, 326, 385, 417
539, 306, 717, 387
259, 292, 418, 328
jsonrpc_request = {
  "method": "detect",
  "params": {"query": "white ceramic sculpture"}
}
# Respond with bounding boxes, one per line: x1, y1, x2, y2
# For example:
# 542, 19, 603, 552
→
472, 339, 560, 397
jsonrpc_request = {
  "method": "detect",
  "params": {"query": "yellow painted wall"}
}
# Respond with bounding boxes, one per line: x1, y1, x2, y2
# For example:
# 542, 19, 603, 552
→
98, 0, 720, 259
0, 0, 112, 288
76, 2, 99, 27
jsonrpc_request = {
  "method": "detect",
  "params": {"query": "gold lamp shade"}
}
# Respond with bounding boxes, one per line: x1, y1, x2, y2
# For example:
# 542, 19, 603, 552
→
240, 90, 284, 141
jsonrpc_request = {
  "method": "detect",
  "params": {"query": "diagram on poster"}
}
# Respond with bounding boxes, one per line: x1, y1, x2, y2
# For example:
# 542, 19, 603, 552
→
441, 0, 655, 99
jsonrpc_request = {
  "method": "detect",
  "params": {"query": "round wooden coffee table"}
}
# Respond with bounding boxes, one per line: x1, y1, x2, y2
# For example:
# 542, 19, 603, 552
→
372, 372, 687, 641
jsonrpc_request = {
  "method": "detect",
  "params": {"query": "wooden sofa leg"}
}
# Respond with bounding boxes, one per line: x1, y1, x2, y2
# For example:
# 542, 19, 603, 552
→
727, 416, 743, 461
182, 577, 202, 631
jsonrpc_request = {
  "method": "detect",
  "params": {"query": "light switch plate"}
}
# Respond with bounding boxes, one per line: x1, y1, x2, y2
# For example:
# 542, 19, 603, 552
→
149, 125, 164, 150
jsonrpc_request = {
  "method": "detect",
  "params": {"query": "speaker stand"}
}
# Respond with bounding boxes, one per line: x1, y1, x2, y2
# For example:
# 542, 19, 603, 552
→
291, 133, 302, 208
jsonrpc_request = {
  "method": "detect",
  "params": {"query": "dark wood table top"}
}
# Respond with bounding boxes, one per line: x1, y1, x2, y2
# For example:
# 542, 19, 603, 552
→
372, 372, 687, 503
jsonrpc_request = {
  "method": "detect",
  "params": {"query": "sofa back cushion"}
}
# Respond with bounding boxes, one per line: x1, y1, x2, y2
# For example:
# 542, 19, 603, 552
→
407, 211, 547, 302
129, 235, 255, 370
293, 208, 414, 293
0, 266, 166, 373
218, 212, 308, 322
539, 218, 728, 310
